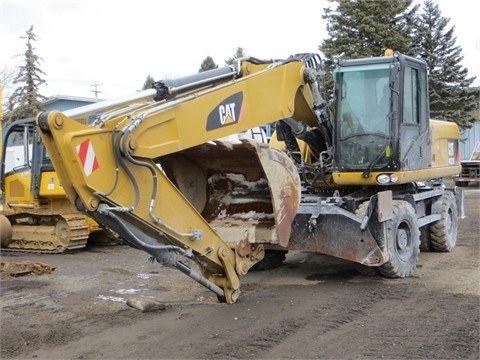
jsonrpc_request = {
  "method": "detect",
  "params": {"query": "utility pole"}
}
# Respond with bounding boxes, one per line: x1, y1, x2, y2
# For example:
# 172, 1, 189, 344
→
90, 82, 103, 98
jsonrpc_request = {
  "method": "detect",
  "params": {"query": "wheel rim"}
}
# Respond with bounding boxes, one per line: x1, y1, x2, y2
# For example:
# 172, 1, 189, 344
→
396, 222, 413, 259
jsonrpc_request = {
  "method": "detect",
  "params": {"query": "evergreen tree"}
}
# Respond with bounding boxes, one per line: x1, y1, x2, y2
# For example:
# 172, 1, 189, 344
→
199, 56, 218, 72
0, 80, 3, 121
413, 0, 477, 129
225, 47, 246, 65
6, 25, 47, 125
1, 65, 16, 116
142, 75, 155, 90
319, 0, 418, 99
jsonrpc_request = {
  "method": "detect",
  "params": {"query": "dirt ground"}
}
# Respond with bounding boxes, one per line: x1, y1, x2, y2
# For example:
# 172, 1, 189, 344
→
1, 184, 479, 360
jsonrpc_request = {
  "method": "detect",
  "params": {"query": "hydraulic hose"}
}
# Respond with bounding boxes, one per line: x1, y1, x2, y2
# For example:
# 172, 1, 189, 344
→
106, 211, 225, 299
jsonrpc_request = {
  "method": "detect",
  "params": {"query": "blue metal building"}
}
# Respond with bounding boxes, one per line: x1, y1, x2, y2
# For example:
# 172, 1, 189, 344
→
42, 95, 102, 124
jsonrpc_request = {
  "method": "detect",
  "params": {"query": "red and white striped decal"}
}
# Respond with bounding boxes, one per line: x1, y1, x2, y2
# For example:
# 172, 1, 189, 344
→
76, 139, 99, 176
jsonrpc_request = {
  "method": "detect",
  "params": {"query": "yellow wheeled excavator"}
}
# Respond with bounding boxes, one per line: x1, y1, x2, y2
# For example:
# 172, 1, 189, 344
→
34, 51, 462, 303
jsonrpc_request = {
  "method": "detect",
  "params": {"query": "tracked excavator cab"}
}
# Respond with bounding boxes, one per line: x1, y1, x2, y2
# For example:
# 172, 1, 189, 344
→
0, 119, 104, 251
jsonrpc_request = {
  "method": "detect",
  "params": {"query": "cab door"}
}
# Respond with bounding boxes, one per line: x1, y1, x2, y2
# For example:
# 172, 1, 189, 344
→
398, 61, 431, 171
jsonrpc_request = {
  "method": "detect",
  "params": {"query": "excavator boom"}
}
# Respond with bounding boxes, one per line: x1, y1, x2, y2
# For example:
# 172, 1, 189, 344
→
37, 55, 325, 303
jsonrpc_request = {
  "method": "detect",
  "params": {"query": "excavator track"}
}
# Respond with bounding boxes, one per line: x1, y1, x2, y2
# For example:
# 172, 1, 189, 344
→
2, 213, 90, 253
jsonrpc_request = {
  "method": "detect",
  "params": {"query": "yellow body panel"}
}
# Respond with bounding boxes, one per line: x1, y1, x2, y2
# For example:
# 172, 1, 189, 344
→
39, 171, 67, 197
4, 170, 74, 210
430, 119, 461, 168
4, 169, 33, 204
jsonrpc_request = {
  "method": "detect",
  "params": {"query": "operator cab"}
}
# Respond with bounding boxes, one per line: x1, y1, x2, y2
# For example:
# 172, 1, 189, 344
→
333, 51, 431, 180
0, 118, 53, 198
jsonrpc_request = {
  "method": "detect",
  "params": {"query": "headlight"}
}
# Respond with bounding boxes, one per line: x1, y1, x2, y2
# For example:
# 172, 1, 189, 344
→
376, 173, 399, 184
377, 174, 391, 184
389, 174, 399, 183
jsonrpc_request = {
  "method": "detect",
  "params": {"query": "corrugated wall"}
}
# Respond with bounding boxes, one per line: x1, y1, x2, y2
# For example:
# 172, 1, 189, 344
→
458, 89, 480, 159
461, 123, 480, 159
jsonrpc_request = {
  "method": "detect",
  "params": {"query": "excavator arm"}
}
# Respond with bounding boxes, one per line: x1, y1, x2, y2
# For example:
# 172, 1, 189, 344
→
37, 54, 329, 303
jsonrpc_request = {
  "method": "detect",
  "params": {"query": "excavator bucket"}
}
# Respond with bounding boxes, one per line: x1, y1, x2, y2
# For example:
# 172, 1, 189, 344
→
158, 140, 301, 248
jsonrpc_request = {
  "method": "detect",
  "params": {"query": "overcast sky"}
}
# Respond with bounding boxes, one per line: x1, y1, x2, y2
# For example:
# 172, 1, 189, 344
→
1, 0, 479, 100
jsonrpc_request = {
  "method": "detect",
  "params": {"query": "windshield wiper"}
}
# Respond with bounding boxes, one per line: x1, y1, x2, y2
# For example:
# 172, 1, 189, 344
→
362, 139, 390, 179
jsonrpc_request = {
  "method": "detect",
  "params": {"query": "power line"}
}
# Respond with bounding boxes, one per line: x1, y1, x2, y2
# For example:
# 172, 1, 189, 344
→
90, 82, 103, 98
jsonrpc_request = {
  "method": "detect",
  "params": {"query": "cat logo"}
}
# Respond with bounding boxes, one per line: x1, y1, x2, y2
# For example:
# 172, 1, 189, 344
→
206, 92, 244, 131
219, 103, 236, 125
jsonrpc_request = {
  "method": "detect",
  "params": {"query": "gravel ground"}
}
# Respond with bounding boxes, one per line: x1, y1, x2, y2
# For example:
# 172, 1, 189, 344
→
1, 183, 478, 359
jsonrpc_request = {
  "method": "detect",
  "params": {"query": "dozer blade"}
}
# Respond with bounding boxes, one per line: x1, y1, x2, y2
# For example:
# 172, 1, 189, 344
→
158, 139, 301, 248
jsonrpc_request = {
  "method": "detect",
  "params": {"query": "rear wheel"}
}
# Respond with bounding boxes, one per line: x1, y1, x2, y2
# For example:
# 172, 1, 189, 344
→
430, 191, 458, 252
379, 201, 420, 278
419, 226, 432, 252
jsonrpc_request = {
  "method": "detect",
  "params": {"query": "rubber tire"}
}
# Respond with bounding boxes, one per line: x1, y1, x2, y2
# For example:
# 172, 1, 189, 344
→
419, 226, 432, 252
250, 250, 287, 271
430, 191, 458, 252
379, 200, 420, 278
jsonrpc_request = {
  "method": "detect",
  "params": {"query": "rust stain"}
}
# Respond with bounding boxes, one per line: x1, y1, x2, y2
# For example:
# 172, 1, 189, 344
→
276, 182, 300, 247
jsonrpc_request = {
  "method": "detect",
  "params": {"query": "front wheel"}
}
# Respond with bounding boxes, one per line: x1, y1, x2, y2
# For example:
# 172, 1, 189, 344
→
379, 201, 420, 278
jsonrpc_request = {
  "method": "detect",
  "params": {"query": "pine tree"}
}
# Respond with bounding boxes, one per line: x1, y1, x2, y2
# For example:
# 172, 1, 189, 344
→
1, 65, 16, 116
6, 25, 47, 125
0, 81, 3, 121
413, 0, 478, 129
199, 56, 218, 72
319, 0, 418, 99
225, 47, 246, 65
142, 75, 155, 90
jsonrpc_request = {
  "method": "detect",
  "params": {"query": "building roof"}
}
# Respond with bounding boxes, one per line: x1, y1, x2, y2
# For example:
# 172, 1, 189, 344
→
42, 95, 103, 107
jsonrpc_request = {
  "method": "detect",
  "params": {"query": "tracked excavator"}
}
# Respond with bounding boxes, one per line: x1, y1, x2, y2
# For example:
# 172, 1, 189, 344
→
34, 51, 462, 303
0, 113, 106, 253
